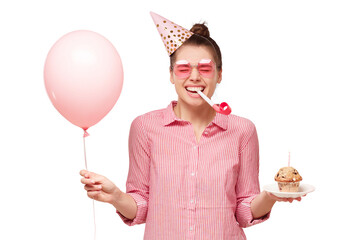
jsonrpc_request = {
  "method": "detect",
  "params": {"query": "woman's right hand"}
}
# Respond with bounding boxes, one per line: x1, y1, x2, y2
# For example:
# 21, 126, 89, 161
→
80, 170, 122, 205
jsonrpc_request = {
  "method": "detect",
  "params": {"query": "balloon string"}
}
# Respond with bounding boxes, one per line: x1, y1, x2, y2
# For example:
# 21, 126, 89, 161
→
83, 132, 96, 240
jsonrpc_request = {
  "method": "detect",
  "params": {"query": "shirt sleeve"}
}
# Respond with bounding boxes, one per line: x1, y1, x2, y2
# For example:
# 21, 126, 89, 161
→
117, 116, 150, 226
235, 123, 270, 228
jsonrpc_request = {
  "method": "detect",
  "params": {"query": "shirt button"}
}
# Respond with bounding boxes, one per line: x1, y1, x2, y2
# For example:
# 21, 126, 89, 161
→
191, 172, 195, 176
204, 131, 208, 135
190, 226, 194, 231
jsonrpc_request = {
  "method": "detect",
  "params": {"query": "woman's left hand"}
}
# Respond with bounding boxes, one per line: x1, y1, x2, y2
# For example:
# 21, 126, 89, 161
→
265, 191, 305, 203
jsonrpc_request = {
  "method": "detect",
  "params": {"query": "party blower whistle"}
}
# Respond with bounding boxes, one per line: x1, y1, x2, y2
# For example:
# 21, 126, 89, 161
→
196, 90, 231, 115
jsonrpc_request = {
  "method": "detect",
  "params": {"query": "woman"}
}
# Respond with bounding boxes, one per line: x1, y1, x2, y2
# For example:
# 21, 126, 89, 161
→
80, 13, 301, 240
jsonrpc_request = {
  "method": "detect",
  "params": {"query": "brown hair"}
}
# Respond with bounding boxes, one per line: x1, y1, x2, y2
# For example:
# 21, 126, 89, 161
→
170, 23, 222, 70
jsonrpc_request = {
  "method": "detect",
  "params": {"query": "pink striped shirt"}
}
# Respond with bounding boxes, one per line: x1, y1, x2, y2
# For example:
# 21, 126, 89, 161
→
118, 101, 269, 239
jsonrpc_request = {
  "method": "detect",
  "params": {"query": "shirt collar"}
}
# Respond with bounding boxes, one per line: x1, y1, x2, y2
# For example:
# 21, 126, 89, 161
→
163, 101, 228, 130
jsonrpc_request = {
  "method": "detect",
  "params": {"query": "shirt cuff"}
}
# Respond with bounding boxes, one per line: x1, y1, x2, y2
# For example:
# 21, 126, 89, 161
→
236, 194, 271, 228
116, 192, 148, 226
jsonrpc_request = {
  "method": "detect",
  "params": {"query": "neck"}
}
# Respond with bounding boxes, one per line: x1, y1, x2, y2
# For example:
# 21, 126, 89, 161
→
174, 99, 216, 127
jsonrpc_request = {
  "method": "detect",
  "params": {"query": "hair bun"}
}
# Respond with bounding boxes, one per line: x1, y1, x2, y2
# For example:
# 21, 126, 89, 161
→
190, 23, 210, 38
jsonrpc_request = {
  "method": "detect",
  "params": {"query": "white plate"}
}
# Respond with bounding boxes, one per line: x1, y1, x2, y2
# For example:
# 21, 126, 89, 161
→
263, 183, 315, 198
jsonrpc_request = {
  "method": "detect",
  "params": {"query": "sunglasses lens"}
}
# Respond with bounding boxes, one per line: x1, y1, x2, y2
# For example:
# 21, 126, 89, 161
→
198, 63, 214, 77
174, 64, 191, 78
173, 60, 215, 78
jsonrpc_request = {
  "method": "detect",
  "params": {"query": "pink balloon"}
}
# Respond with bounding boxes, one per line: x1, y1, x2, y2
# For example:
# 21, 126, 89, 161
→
44, 30, 123, 131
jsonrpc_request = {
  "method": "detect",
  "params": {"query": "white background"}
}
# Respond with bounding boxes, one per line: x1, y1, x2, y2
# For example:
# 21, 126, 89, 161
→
1, 0, 359, 239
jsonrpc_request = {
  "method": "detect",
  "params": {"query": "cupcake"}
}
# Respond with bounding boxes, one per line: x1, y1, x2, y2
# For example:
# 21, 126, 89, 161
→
274, 167, 302, 192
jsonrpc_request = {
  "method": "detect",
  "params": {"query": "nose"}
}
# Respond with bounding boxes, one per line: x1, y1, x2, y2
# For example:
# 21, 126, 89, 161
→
189, 66, 201, 81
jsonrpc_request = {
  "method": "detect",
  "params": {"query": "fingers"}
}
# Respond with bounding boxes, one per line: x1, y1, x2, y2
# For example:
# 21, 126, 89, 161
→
80, 170, 116, 203
84, 184, 102, 191
80, 169, 96, 179
81, 177, 95, 185
80, 169, 89, 177
87, 190, 101, 200
282, 197, 303, 203
266, 192, 302, 203
80, 170, 102, 190
80, 170, 104, 183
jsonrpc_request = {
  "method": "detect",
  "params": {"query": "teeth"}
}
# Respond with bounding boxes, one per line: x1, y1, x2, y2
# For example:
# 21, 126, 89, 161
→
186, 87, 204, 92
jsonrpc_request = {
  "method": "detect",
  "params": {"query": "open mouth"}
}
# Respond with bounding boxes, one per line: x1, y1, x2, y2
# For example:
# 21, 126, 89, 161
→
185, 87, 205, 94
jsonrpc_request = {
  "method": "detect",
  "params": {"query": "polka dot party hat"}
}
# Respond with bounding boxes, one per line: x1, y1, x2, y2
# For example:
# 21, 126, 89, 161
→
150, 11, 194, 56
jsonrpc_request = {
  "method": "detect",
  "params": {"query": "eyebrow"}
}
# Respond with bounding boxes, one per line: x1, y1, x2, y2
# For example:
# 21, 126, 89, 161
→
175, 59, 212, 65
199, 59, 211, 64
175, 60, 189, 65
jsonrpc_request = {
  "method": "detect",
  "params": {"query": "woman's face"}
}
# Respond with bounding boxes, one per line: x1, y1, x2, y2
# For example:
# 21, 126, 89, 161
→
170, 45, 222, 107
